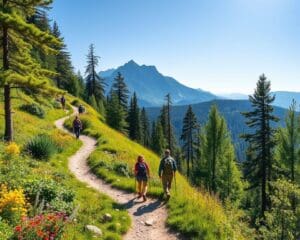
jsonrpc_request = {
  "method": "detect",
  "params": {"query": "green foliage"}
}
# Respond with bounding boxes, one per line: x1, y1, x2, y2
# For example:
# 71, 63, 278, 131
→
84, 44, 106, 105
0, 218, 13, 239
181, 105, 199, 177
140, 108, 151, 147
24, 179, 75, 214
258, 179, 300, 240
25, 134, 58, 161
111, 72, 129, 110
151, 120, 166, 155
128, 92, 141, 141
198, 105, 243, 202
241, 74, 279, 217
19, 103, 45, 118
106, 92, 128, 133
275, 100, 300, 184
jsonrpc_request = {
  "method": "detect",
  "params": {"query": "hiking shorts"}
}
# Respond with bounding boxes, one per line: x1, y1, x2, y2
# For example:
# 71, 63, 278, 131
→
136, 175, 148, 182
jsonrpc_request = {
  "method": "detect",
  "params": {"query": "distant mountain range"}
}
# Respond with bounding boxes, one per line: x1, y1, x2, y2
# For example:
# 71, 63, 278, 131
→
219, 91, 300, 109
146, 99, 287, 161
100, 60, 217, 107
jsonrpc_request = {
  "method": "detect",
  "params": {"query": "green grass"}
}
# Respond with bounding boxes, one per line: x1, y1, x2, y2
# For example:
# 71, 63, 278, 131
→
0, 91, 130, 239
64, 97, 248, 240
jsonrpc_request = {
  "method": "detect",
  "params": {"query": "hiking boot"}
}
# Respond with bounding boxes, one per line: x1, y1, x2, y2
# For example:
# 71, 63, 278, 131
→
137, 193, 142, 199
143, 195, 147, 202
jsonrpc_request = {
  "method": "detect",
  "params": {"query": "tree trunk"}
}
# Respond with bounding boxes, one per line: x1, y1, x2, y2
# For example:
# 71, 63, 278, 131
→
3, 19, 13, 141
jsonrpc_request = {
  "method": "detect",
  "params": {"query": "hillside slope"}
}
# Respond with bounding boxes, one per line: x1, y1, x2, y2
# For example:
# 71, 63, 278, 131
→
0, 92, 130, 239
64, 98, 251, 240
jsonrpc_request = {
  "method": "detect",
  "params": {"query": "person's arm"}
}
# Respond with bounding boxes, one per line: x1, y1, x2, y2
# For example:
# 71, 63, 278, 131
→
145, 162, 150, 178
134, 163, 138, 176
172, 159, 177, 174
158, 159, 163, 177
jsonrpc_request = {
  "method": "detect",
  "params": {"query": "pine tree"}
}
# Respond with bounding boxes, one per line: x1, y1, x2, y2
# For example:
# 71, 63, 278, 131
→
200, 105, 243, 201
140, 108, 151, 147
0, 0, 62, 141
241, 74, 279, 218
151, 120, 165, 155
159, 99, 177, 153
84, 44, 106, 109
276, 100, 300, 184
111, 72, 129, 111
165, 93, 173, 151
128, 92, 141, 141
106, 92, 127, 133
180, 105, 199, 178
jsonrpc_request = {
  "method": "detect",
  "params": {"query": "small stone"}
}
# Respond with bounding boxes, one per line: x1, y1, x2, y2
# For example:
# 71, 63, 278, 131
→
85, 225, 102, 236
103, 213, 113, 222
145, 219, 154, 226
115, 208, 120, 212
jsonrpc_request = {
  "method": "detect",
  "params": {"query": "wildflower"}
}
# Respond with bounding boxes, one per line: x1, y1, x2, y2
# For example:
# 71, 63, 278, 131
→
4, 142, 20, 155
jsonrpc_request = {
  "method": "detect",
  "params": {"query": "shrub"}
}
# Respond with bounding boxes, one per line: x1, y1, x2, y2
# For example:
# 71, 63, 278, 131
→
13, 212, 68, 240
25, 134, 58, 160
52, 100, 62, 109
24, 179, 75, 214
0, 185, 27, 225
19, 103, 45, 118
0, 218, 13, 239
52, 130, 73, 152
71, 99, 80, 107
4, 142, 20, 156
113, 162, 131, 178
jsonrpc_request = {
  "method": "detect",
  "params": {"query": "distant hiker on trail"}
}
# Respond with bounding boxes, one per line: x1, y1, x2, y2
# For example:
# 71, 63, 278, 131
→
78, 104, 85, 114
60, 95, 66, 110
134, 155, 150, 202
158, 149, 177, 200
73, 116, 82, 139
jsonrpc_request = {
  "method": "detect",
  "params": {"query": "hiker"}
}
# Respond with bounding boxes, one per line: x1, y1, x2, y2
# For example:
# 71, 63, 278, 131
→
134, 155, 150, 201
60, 95, 66, 110
158, 149, 177, 200
73, 116, 82, 139
78, 104, 85, 114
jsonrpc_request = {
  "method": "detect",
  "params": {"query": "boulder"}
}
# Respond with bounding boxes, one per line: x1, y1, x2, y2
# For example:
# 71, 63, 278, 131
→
85, 225, 102, 236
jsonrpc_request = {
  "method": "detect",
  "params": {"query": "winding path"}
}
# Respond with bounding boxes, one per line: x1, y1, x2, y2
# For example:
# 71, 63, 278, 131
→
54, 109, 180, 240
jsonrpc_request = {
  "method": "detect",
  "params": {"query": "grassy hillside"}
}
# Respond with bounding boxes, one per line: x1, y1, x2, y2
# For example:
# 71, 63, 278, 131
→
0, 91, 130, 239
65, 98, 252, 240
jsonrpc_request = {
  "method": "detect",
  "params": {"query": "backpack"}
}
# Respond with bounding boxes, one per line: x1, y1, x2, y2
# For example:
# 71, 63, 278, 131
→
163, 157, 174, 176
136, 162, 147, 177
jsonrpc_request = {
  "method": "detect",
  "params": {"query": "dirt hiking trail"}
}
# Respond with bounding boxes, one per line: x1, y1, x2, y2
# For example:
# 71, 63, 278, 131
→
54, 109, 181, 240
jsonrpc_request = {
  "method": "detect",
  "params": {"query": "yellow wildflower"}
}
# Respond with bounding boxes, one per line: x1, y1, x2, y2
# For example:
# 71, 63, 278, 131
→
5, 142, 20, 156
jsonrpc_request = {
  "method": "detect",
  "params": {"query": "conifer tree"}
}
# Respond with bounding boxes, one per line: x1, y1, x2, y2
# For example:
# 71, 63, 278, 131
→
151, 120, 165, 155
276, 100, 300, 184
159, 99, 177, 152
106, 92, 127, 133
84, 44, 106, 110
0, 0, 62, 141
242, 74, 279, 217
140, 108, 151, 147
128, 92, 141, 141
180, 105, 199, 178
111, 72, 129, 111
200, 105, 243, 201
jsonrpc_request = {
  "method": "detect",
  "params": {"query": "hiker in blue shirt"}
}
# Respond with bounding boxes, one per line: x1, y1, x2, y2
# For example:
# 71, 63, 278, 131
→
158, 149, 177, 200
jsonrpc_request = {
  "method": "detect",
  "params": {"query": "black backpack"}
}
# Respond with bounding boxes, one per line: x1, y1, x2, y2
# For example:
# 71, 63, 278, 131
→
136, 162, 147, 177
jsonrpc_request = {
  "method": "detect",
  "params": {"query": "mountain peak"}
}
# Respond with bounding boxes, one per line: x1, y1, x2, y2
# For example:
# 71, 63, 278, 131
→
125, 60, 139, 67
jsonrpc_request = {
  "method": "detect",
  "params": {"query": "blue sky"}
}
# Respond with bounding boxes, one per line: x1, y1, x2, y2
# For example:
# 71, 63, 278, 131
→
49, 0, 300, 94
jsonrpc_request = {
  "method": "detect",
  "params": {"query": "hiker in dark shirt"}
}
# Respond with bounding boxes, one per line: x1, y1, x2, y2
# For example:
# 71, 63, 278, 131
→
158, 149, 177, 200
73, 116, 82, 139
60, 95, 66, 110
134, 155, 150, 201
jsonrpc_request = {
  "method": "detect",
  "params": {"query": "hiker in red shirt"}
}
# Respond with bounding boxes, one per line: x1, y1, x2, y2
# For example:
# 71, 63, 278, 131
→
134, 155, 150, 201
